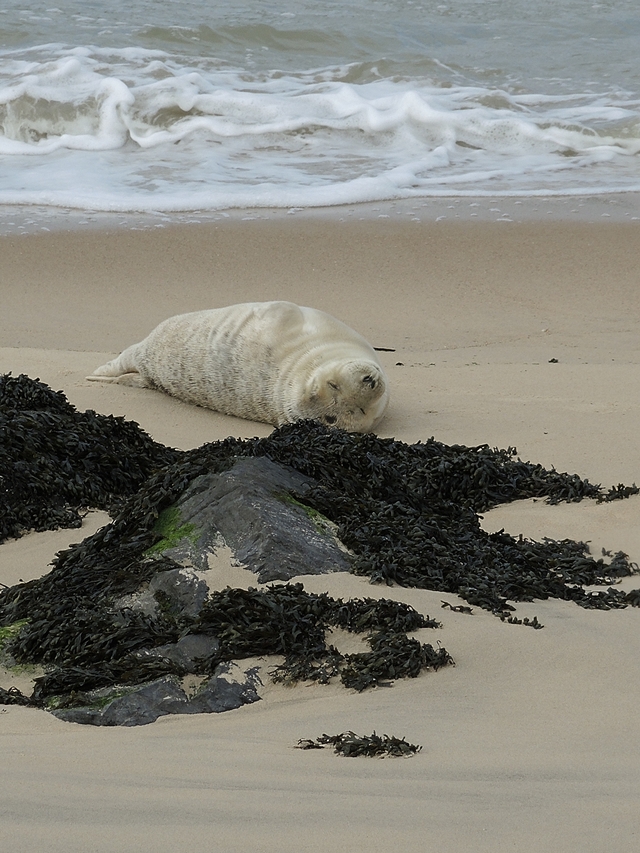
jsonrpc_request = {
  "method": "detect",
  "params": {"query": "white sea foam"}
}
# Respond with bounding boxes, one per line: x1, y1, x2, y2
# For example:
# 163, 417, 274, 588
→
1, 1, 639, 213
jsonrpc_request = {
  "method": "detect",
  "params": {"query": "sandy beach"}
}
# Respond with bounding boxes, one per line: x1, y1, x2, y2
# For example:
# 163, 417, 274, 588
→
1, 214, 639, 852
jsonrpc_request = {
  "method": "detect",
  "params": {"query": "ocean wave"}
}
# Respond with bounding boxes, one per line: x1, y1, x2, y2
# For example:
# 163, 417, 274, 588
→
0, 47, 638, 211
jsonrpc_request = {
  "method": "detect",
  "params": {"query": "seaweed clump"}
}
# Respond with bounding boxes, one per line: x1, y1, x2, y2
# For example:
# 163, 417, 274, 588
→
0, 373, 179, 542
250, 422, 639, 613
194, 585, 450, 693
1, 375, 639, 717
4, 582, 447, 708
297, 731, 422, 758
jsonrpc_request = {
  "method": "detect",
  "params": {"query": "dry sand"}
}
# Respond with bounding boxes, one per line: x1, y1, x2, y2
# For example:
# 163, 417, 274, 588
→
1, 217, 639, 852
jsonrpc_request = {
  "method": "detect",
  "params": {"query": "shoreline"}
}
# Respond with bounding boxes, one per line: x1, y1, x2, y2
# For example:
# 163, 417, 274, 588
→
1, 190, 639, 237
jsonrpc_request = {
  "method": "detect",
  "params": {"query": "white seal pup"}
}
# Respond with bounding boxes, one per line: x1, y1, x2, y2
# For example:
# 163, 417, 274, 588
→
87, 301, 389, 432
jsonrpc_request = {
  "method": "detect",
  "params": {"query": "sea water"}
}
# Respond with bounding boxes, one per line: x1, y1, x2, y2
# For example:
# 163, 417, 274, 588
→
0, 0, 639, 217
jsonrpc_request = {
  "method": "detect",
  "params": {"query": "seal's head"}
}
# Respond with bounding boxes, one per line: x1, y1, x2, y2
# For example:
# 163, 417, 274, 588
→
301, 360, 389, 433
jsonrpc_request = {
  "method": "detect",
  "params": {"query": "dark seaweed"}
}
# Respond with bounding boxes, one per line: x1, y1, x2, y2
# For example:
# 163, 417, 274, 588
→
329, 597, 441, 633
1, 375, 639, 713
0, 373, 178, 542
10, 582, 446, 705
297, 731, 422, 757
248, 423, 638, 613
0, 686, 38, 707
441, 600, 474, 614
339, 632, 454, 692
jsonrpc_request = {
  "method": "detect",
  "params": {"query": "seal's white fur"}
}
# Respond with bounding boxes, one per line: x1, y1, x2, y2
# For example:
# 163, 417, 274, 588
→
87, 301, 389, 432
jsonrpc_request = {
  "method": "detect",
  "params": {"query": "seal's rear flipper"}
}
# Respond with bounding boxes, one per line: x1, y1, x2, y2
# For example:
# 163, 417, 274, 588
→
86, 372, 149, 388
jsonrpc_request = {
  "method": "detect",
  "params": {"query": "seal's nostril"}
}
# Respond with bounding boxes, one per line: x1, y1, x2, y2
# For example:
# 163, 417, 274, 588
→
325, 415, 337, 424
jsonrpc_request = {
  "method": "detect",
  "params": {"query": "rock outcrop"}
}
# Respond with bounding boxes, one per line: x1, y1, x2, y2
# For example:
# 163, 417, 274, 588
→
51, 663, 262, 727
157, 456, 352, 582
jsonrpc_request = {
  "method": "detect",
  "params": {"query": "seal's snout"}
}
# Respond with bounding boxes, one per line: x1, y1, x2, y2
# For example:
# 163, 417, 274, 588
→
362, 374, 376, 389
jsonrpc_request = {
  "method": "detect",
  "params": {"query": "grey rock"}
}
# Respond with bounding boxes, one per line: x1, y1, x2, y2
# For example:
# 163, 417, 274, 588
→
51, 677, 190, 727
134, 634, 220, 672
187, 662, 262, 714
162, 457, 352, 583
51, 663, 262, 727
113, 565, 210, 621
52, 457, 348, 726
148, 566, 210, 619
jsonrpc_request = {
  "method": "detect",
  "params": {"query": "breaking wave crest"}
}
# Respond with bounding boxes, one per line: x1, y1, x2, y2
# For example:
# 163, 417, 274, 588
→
1, 46, 639, 211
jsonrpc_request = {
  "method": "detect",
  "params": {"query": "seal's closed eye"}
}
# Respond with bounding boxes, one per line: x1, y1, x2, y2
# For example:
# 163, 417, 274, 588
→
325, 415, 337, 424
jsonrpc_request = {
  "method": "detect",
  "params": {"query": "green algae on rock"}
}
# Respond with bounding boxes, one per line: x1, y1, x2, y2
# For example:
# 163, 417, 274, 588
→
144, 507, 199, 556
